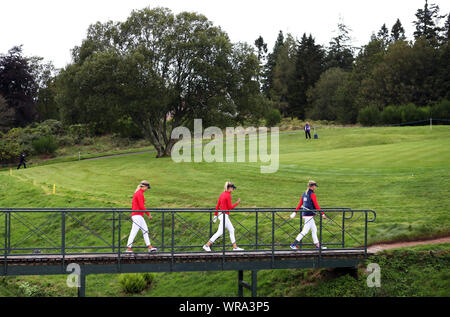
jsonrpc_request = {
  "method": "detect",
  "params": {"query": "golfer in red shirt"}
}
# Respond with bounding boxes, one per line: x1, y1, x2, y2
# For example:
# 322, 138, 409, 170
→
126, 180, 157, 253
203, 182, 244, 251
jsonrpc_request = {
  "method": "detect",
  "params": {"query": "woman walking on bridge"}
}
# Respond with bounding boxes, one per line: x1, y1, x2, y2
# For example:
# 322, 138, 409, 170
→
126, 180, 157, 253
203, 182, 244, 252
290, 180, 327, 249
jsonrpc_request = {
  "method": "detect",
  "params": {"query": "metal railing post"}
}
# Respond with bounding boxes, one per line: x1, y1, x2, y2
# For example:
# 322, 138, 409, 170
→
299, 213, 303, 249
118, 211, 121, 270
255, 210, 258, 250
319, 212, 323, 266
222, 213, 226, 269
112, 209, 116, 253
171, 211, 175, 271
161, 210, 165, 252
342, 210, 345, 248
7, 209, 11, 254
61, 211, 66, 270
364, 211, 368, 257
3, 210, 7, 275
271, 211, 275, 268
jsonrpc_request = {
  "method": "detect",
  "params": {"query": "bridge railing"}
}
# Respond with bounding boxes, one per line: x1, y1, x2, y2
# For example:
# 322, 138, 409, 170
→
0, 208, 376, 262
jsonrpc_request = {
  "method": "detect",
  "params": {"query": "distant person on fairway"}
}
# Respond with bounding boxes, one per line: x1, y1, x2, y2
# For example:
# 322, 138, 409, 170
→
126, 180, 157, 253
203, 182, 244, 252
289, 180, 327, 249
304, 122, 311, 140
17, 153, 26, 169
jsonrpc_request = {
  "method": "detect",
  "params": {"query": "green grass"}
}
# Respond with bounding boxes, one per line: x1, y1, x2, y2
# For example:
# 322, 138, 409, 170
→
0, 125, 449, 296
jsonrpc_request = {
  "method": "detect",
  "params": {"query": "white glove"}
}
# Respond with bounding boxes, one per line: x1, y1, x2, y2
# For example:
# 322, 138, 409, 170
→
212, 216, 218, 223
290, 212, 296, 219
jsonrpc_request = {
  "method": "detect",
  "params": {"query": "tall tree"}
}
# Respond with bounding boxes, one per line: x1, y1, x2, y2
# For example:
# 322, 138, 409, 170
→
326, 21, 354, 71
263, 31, 284, 97
56, 7, 263, 157
413, 0, 445, 46
254, 36, 268, 62
391, 18, 407, 42
288, 33, 325, 119
377, 23, 390, 49
0, 46, 38, 128
269, 33, 296, 115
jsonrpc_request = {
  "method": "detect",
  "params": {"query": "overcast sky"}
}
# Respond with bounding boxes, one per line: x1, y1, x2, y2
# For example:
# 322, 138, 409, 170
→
2, 0, 449, 69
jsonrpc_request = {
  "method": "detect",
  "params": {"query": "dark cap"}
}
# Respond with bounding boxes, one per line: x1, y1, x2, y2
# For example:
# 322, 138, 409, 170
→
227, 183, 237, 189
141, 181, 151, 188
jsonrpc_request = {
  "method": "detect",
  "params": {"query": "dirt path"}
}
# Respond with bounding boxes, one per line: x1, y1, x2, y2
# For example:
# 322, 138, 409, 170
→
367, 236, 450, 254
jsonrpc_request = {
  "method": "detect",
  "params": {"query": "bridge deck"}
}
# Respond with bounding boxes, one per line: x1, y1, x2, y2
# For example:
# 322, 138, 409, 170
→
4, 249, 366, 266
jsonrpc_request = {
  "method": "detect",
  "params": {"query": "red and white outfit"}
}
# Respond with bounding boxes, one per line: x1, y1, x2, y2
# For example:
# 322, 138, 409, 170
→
209, 191, 239, 244
127, 189, 151, 248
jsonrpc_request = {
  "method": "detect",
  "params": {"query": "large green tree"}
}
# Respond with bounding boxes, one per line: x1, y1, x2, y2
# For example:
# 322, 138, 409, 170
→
0, 46, 38, 128
56, 7, 263, 157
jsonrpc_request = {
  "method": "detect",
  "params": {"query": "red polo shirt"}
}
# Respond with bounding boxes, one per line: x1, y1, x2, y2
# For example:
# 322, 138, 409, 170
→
214, 191, 239, 216
131, 189, 150, 217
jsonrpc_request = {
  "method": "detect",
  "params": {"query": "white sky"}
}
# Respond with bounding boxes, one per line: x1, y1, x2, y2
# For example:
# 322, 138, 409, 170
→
1, 0, 449, 69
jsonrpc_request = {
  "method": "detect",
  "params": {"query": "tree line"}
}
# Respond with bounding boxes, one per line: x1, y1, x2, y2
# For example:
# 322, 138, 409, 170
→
1, 1, 449, 158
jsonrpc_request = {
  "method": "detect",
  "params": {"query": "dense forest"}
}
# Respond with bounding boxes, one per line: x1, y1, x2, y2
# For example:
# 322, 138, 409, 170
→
1, 0, 449, 159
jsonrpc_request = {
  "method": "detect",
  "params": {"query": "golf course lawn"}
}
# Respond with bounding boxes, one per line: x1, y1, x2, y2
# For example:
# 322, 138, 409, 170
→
0, 125, 449, 296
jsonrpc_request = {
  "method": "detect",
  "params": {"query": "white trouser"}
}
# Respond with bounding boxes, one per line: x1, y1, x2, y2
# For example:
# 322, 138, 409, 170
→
127, 215, 151, 248
209, 214, 236, 244
295, 216, 319, 244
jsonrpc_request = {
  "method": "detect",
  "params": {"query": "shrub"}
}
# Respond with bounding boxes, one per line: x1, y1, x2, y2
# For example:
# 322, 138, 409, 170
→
80, 137, 95, 146
265, 109, 282, 127
68, 124, 90, 144
17, 281, 43, 297
32, 136, 58, 155
398, 103, 422, 123
142, 273, 155, 285
432, 99, 450, 119
57, 135, 75, 147
0, 140, 21, 164
119, 274, 147, 294
357, 105, 381, 126
381, 106, 402, 124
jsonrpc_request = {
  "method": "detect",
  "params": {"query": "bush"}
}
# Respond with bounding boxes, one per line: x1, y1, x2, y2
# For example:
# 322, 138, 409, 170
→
32, 136, 58, 155
357, 105, 381, 126
119, 274, 147, 294
17, 281, 44, 297
265, 109, 282, 127
398, 103, 422, 122
57, 135, 75, 147
432, 99, 450, 119
142, 273, 155, 285
381, 106, 402, 124
68, 124, 90, 144
0, 140, 21, 164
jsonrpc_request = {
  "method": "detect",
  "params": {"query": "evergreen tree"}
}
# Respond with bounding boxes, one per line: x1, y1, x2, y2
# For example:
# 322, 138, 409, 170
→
326, 21, 354, 71
288, 33, 325, 119
391, 18, 406, 42
263, 31, 285, 98
443, 13, 450, 43
413, 0, 445, 46
377, 23, 390, 49
254, 36, 268, 62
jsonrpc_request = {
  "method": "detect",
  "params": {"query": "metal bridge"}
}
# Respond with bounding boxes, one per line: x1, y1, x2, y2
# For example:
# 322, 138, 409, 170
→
0, 207, 376, 297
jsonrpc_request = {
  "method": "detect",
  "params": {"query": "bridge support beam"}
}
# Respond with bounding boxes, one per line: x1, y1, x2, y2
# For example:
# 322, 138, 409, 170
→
238, 270, 257, 297
78, 272, 86, 297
